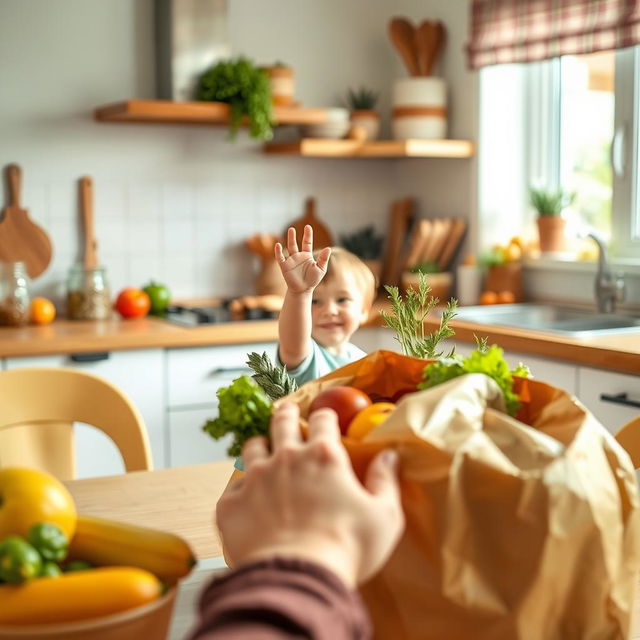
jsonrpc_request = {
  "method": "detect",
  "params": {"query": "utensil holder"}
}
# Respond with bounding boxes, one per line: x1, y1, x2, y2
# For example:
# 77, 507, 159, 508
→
392, 77, 447, 140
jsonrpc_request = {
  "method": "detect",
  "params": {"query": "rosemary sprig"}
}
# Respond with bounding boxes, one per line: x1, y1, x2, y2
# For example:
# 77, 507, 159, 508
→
246, 351, 298, 400
380, 272, 457, 359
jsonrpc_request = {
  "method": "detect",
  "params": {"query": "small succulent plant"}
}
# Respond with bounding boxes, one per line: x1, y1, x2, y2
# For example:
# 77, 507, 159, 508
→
339, 225, 384, 260
346, 86, 379, 111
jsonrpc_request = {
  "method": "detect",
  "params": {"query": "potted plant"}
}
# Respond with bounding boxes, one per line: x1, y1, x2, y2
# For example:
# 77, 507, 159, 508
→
260, 61, 295, 107
346, 87, 381, 140
195, 57, 273, 141
529, 186, 575, 253
339, 225, 384, 283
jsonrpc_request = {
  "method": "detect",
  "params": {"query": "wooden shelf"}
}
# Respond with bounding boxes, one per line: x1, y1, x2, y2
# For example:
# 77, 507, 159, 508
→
263, 138, 475, 158
94, 99, 329, 126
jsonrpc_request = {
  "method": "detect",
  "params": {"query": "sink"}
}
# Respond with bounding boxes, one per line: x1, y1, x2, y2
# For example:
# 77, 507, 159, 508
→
450, 304, 640, 337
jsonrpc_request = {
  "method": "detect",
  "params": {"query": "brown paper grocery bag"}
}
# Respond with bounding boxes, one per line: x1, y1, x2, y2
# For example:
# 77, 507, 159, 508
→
281, 350, 640, 640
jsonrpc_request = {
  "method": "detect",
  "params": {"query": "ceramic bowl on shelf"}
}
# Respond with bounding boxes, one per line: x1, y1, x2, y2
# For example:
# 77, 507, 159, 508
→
299, 108, 350, 139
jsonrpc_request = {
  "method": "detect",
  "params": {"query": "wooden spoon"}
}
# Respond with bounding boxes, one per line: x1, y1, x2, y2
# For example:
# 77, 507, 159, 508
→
429, 21, 447, 76
79, 176, 98, 270
388, 17, 421, 77
415, 21, 436, 76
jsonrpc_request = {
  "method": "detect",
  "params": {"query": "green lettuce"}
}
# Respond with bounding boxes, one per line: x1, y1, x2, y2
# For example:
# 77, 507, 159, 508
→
420, 343, 530, 416
202, 376, 272, 457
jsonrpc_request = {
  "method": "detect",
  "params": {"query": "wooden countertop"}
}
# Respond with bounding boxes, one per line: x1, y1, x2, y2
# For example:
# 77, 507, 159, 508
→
1, 301, 639, 374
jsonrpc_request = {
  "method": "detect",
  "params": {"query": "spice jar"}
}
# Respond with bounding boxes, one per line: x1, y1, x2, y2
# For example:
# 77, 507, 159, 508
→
0, 262, 31, 327
67, 264, 112, 320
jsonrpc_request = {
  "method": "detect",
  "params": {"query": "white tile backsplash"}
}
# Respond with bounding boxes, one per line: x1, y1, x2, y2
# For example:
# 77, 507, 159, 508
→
24, 157, 396, 303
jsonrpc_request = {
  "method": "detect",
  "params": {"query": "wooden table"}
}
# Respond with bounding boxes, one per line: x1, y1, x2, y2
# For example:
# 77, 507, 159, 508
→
65, 461, 235, 640
65, 461, 640, 640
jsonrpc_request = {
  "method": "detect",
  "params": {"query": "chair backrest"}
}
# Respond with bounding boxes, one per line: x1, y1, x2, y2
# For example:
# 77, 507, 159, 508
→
0, 367, 152, 479
615, 416, 640, 469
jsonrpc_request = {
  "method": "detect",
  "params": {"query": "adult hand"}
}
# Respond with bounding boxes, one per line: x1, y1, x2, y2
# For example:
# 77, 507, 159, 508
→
217, 403, 404, 588
275, 225, 332, 294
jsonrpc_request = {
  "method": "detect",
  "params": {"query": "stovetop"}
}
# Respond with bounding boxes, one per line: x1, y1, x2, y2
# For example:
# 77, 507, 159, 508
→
164, 304, 278, 327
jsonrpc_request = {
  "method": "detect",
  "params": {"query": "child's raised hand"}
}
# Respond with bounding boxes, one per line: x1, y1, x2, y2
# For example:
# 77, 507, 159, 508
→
275, 225, 331, 294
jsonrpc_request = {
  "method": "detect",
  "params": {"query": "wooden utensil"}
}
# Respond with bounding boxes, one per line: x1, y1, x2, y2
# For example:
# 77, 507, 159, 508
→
437, 218, 467, 271
79, 176, 99, 269
403, 219, 432, 270
285, 197, 333, 249
430, 21, 447, 76
380, 198, 414, 288
415, 21, 436, 76
421, 218, 450, 264
0, 164, 52, 278
388, 17, 421, 77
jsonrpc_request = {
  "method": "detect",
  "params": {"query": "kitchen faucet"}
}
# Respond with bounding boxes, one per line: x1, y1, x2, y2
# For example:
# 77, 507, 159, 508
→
587, 233, 625, 313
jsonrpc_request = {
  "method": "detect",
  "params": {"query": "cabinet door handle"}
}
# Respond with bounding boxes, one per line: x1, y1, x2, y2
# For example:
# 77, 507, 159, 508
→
69, 352, 110, 363
210, 367, 252, 375
599, 392, 640, 409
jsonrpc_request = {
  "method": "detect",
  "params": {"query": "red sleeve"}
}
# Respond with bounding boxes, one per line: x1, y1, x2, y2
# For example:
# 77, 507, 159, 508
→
186, 556, 372, 640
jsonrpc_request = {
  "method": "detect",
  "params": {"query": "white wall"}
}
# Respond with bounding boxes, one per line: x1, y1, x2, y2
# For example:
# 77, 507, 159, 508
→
0, 0, 475, 306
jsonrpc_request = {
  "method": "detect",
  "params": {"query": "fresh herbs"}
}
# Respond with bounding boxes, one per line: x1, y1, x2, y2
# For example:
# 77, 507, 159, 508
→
380, 272, 457, 359
202, 376, 272, 457
529, 186, 576, 216
195, 57, 274, 141
246, 351, 298, 400
420, 339, 530, 416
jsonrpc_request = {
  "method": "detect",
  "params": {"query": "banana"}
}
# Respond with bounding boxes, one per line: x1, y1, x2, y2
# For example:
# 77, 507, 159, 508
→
68, 515, 196, 584
0, 566, 161, 625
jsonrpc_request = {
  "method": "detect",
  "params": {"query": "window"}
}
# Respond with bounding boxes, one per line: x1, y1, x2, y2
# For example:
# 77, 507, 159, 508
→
526, 47, 639, 259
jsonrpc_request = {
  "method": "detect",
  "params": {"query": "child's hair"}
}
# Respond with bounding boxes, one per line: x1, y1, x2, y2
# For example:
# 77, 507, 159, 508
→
315, 247, 377, 310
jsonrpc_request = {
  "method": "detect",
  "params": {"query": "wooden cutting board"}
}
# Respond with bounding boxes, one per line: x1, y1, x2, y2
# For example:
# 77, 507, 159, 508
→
437, 218, 467, 271
79, 176, 99, 269
421, 218, 450, 264
381, 198, 414, 288
0, 164, 52, 278
403, 219, 431, 270
285, 197, 333, 249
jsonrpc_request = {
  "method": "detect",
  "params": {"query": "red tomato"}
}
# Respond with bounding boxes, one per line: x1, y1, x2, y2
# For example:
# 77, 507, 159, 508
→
309, 386, 372, 435
114, 288, 151, 319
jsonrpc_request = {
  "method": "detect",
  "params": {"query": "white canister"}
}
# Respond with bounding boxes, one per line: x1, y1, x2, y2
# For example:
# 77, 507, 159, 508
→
392, 77, 447, 140
456, 264, 483, 306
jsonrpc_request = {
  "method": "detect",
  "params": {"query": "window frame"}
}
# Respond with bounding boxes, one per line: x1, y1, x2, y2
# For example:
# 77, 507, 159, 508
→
525, 46, 640, 260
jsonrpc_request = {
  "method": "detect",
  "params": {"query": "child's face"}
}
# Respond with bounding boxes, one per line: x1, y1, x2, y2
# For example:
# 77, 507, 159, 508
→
311, 270, 369, 351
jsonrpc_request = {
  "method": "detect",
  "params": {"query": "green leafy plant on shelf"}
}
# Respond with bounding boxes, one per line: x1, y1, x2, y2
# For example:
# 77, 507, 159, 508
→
346, 86, 379, 110
529, 186, 576, 216
339, 225, 384, 260
195, 57, 274, 141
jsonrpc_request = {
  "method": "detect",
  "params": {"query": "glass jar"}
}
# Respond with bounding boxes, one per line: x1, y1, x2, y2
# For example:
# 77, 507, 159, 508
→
0, 262, 31, 327
67, 265, 112, 320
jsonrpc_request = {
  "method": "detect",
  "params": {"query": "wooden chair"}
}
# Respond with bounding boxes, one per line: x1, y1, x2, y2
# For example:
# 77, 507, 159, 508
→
0, 367, 152, 480
615, 416, 640, 469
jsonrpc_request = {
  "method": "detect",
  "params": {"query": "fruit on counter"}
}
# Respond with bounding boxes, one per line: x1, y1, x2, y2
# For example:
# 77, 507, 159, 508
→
0, 536, 42, 583
0, 468, 76, 540
29, 297, 56, 325
68, 514, 196, 585
114, 287, 151, 319
0, 566, 162, 625
142, 280, 171, 316
346, 402, 396, 439
308, 386, 372, 435
479, 291, 499, 305
479, 290, 516, 305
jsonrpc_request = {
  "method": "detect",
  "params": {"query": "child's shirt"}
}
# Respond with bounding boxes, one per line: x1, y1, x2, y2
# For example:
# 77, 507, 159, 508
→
233, 340, 366, 471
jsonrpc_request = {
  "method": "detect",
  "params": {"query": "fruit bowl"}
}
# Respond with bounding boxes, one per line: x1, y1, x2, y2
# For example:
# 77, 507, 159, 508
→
0, 586, 176, 640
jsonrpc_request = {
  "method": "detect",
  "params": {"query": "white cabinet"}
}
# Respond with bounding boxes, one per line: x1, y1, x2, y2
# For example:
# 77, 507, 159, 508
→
166, 343, 276, 467
577, 367, 640, 434
5, 349, 165, 478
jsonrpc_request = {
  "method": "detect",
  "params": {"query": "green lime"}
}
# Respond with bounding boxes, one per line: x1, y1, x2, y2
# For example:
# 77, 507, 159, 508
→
27, 522, 68, 562
0, 536, 42, 583
40, 561, 62, 578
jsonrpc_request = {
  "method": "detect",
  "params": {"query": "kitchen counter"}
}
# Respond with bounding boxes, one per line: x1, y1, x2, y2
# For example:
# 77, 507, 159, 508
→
1, 300, 639, 374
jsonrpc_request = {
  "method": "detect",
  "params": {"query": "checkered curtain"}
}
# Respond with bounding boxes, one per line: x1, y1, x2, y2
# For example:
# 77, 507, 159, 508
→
467, 0, 640, 69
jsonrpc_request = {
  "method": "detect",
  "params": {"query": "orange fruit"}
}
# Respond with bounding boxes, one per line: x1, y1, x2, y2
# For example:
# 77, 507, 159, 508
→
479, 291, 498, 305
30, 297, 56, 325
346, 402, 396, 439
497, 290, 516, 304
503, 242, 522, 263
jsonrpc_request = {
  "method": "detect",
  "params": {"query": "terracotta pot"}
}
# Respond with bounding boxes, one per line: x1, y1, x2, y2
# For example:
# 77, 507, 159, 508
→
262, 65, 294, 106
484, 262, 523, 302
536, 216, 566, 253
350, 110, 380, 140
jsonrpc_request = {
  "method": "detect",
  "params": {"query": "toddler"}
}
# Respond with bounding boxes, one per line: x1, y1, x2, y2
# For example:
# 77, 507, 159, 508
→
275, 224, 376, 385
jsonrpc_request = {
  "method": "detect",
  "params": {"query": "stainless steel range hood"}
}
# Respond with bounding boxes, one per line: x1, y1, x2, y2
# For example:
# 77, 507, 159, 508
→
155, 0, 230, 101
